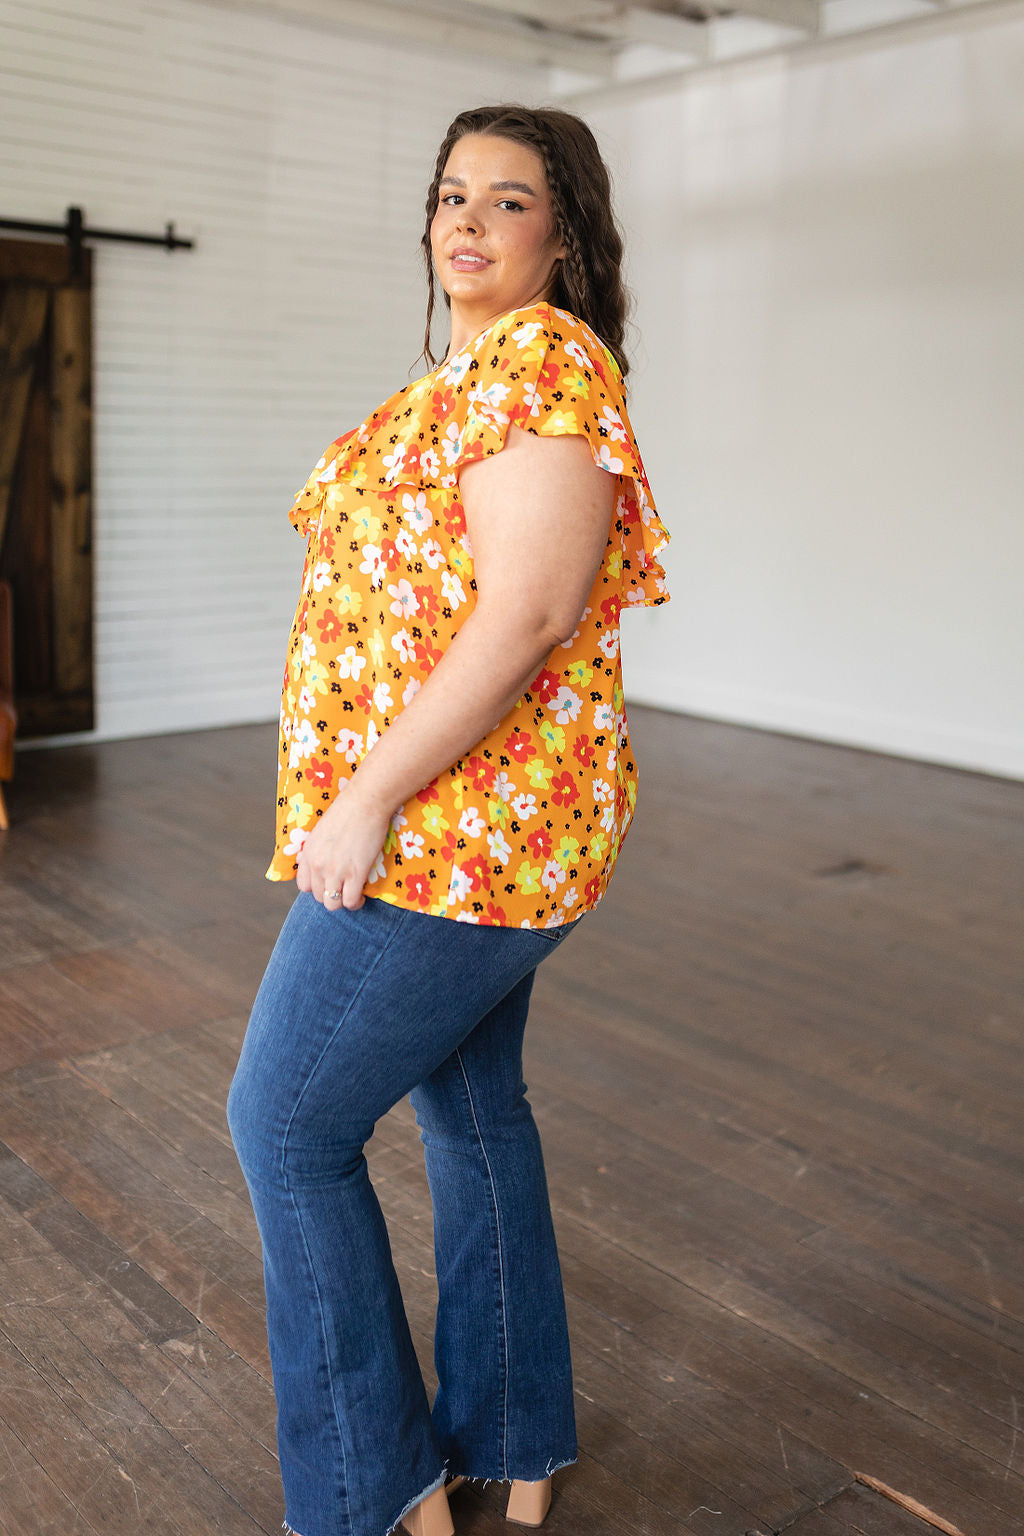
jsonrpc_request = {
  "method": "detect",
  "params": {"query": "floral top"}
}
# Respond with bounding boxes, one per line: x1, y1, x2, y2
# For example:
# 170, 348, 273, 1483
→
267, 301, 670, 928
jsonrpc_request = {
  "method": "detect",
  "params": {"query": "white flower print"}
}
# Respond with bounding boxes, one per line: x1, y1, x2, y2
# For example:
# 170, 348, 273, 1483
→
401, 491, 432, 533
421, 538, 445, 570
402, 676, 422, 706
493, 771, 516, 802
441, 570, 466, 610
388, 579, 418, 619
372, 681, 393, 713
487, 829, 512, 865
337, 645, 366, 680
381, 442, 408, 483
420, 447, 440, 478
598, 627, 620, 659
600, 804, 615, 833
455, 911, 481, 923
593, 703, 615, 731
600, 405, 628, 443
359, 543, 385, 588
297, 686, 317, 714
459, 806, 486, 838
365, 850, 387, 884
366, 720, 380, 751
391, 628, 416, 664
448, 865, 472, 903
564, 885, 580, 909
399, 830, 425, 859
512, 320, 544, 347
334, 728, 364, 764
591, 778, 612, 804
565, 339, 594, 371
440, 423, 463, 465
288, 718, 319, 767
511, 792, 537, 821
282, 826, 309, 858
468, 380, 511, 410
520, 382, 543, 418
594, 443, 624, 474
541, 859, 566, 894
551, 687, 582, 724
390, 805, 408, 831
300, 633, 317, 666
444, 352, 471, 385
395, 529, 417, 559
312, 561, 332, 593
605, 746, 617, 774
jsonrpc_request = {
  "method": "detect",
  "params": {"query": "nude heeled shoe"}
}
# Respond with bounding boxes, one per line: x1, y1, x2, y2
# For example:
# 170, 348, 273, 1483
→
400, 1484, 454, 1536
446, 1474, 552, 1528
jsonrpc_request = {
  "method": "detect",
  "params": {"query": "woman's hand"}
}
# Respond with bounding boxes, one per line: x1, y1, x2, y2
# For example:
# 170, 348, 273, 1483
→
295, 781, 392, 911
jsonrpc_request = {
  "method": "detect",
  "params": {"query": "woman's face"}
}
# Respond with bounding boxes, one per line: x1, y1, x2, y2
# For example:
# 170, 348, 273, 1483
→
430, 133, 566, 335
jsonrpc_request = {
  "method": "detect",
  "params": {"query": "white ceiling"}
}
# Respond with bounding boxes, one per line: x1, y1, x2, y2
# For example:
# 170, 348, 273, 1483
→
214, 0, 1011, 88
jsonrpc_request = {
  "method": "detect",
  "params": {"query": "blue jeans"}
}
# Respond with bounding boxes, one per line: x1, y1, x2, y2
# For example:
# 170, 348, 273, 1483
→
226, 893, 579, 1536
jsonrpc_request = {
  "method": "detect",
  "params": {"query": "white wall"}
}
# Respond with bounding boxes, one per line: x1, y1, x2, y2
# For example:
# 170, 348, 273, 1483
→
0, 0, 544, 740
580, 3, 1024, 780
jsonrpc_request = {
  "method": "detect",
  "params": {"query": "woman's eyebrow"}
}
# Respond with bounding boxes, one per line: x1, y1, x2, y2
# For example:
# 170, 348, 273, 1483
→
439, 175, 538, 196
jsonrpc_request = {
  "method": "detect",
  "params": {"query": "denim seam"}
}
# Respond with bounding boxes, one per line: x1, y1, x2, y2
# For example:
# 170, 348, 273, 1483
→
454, 1044, 510, 1480
278, 902, 413, 1536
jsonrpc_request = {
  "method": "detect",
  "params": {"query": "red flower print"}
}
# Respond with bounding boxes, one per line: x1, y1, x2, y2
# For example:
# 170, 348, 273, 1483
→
381, 538, 402, 571
550, 772, 580, 807
585, 876, 602, 905
407, 873, 432, 908
572, 734, 594, 769
414, 584, 439, 624
307, 759, 334, 789
432, 387, 455, 419
316, 608, 342, 643
530, 668, 560, 704
539, 358, 560, 389
464, 854, 491, 891
319, 527, 336, 558
467, 756, 494, 792
441, 830, 458, 862
620, 493, 640, 527
484, 901, 508, 925
526, 828, 552, 860
444, 504, 467, 538
416, 784, 440, 804
504, 729, 534, 763
415, 637, 443, 672
600, 595, 621, 626
354, 682, 374, 713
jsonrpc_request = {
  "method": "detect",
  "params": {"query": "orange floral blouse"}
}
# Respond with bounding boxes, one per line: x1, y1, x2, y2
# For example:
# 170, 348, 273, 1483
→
267, 301, 670, 928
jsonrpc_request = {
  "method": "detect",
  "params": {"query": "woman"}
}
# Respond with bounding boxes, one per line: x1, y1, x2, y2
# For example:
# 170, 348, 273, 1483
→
227, 104, 669, 1536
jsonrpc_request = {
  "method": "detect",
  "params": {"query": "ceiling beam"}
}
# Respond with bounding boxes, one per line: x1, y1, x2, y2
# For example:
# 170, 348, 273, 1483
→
210, 0, 618, 72
716, 0, 821, 31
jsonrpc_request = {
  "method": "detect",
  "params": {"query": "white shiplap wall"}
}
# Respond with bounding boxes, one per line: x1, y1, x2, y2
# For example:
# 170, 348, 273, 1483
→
0, 0, 545, 739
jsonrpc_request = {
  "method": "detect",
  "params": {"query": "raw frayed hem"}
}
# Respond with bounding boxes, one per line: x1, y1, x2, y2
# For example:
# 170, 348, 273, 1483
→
281, 1463, 450, 1536
384, 1462, 451, 1536
448, 1454, 578, 1488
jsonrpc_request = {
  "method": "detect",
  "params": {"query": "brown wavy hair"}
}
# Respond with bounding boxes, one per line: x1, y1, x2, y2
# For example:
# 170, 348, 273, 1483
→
420, 104, 632, 380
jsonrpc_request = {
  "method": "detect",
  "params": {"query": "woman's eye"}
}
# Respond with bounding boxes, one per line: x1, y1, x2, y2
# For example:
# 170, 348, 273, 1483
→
498, 200, 524, 212
442, 194, 464, 206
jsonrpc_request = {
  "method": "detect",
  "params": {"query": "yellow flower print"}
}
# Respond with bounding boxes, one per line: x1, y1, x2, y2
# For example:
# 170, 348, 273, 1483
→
337, 584, 363, 616
421, 803, 450, 838
351, 508, 382, 542
306, 659, 330, 695
588, 832, 609, 861
515, 860, 542, 895
488, 798, 510, 827
545, 409, 579, 434
448, 546, 473, 578
613, 679, 624, 712
626, 779, 637, 810
570, 371, 589, 393
368, 629, 386, 667
565, 660, 593, 688
554, 835, 580, 870
606, 549, 623, 579
538, 720, 565, 756
525, 756, 554, 791
286, 794, 315, 829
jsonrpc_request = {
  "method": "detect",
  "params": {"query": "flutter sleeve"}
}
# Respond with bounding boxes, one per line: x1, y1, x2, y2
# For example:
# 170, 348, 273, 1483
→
287, 427, 359, 538
419, 303, 670, 608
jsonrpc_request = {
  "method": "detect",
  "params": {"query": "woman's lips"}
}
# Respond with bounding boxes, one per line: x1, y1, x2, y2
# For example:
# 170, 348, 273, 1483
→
450, 251, 492, 272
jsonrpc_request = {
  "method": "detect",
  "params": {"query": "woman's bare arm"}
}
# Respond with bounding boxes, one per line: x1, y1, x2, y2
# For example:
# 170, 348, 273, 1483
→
296, 425, 616, 909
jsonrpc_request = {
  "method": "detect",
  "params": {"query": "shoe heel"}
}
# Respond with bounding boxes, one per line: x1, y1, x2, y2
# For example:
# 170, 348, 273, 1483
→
506, 1478, 552, 1527
400, 1485, 454, 1536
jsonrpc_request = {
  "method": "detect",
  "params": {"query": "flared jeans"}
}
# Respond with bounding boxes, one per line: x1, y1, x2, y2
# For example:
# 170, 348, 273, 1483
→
226, 893, 578, 1536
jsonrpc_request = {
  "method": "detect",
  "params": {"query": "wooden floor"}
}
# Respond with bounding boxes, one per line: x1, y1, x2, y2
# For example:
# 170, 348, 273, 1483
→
0, 706, 1022, 1536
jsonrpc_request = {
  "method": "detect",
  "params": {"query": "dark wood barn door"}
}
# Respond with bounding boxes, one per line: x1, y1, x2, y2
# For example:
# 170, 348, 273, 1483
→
0, 237, 94, 736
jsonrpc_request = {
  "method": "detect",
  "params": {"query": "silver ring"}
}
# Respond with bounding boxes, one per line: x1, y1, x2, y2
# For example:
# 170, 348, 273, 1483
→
324, 889, 342, 901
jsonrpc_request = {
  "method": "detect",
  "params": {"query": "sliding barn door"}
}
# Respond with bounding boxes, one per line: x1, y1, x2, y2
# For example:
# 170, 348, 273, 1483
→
0, 238, 94, 736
